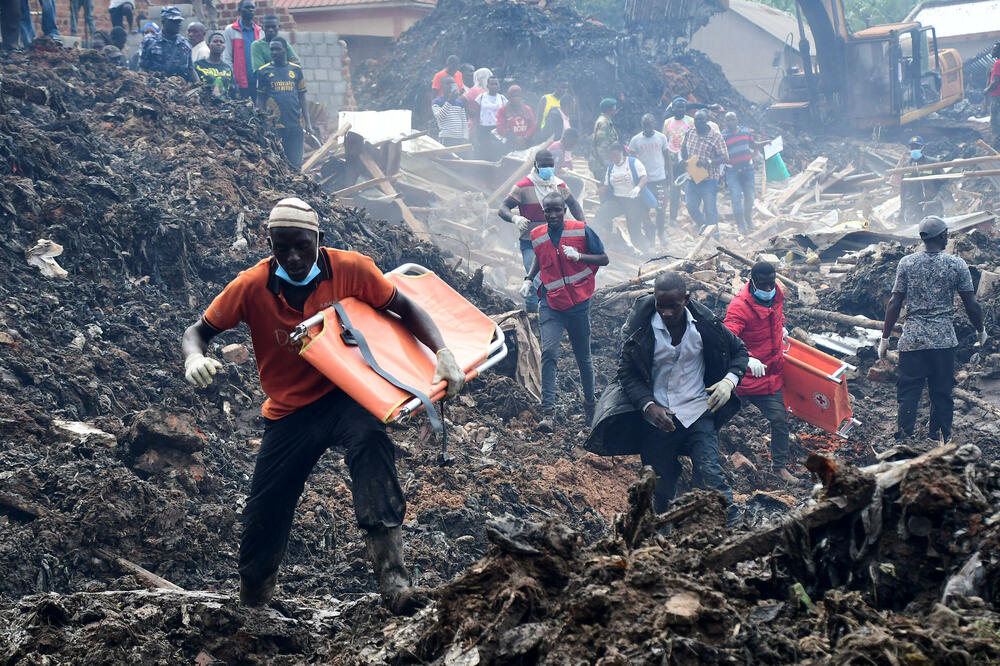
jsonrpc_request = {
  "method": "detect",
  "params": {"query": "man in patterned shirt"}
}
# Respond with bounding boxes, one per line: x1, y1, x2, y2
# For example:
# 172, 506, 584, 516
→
680, 109, 728, 234
880, 216, 986, 442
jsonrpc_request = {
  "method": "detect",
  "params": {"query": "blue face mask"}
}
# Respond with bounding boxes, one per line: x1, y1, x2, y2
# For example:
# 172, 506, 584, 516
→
276, 261, 320, 287
537, 167, 555, 180
910, 149, 922, 160
754, 287, 776, 301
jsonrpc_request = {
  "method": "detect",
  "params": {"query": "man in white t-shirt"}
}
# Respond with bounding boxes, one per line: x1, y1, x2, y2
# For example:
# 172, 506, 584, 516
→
629, 114, 671, 245
662, 98, 694, 225
593, 143, 650, 253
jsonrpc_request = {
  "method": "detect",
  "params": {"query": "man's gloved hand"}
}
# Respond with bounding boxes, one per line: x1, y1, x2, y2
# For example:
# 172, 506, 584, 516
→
878, 338, 890, 360
747, 357, 767, 378
978, 328, 988, 346
519, 279, 533, 299
644, 403, 675, 432
706, 377, 735, 413
561, 245, 581, 261
628, 186, 641, 198
512, 215, 533, 236
184, 353, 223, 388
432, 348, 465, 399
782, 327, 789, 343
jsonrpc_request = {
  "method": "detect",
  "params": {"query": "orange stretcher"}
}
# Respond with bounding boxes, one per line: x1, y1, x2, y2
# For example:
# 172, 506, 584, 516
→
782, 338, 860, 438
290, 264, 507, 432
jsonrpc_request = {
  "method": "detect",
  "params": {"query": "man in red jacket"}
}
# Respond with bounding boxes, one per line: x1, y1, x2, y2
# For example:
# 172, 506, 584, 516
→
723, 262, 794, 482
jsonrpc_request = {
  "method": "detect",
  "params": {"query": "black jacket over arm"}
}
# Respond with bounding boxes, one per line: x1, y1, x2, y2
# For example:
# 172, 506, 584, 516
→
585, 294, 749, 457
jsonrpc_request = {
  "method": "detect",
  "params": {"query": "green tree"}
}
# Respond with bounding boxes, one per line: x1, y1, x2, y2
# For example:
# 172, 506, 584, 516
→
567, 0, 624, 29
755, 0, 921, 31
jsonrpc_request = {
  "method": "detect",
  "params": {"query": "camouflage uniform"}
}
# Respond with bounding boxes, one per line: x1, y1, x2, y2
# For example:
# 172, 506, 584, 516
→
890, 250, 974, 441
139, 31, 193, 80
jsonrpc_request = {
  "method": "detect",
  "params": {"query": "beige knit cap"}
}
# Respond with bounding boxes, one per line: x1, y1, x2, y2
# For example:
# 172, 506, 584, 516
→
267, 197, 319, 231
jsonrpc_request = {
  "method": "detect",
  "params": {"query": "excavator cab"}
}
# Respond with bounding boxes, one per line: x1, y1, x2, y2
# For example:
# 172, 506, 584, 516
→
846, 23, 963, 127
768, 0, 964, 130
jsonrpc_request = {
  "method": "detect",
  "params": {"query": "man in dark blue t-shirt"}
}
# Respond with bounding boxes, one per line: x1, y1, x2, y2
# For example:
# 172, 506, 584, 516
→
256, 37, 313, 169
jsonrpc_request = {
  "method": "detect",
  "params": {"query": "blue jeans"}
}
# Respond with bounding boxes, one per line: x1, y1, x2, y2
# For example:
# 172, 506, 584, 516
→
19, 0, 58, 43
638, 412, 733, 513
69, 0, 94, 36
684, 178, 719, 230
741, 391, 789, 468
539, 300, 594, 410
519, 240, 540, 313
725, 166, 754, 233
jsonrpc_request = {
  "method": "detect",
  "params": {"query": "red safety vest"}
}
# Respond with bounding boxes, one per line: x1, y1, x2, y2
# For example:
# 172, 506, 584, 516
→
530, 220, 597, 311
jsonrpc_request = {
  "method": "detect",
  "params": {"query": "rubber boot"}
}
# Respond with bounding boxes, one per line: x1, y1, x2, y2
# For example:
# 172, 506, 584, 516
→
538, 408, 556, 433
365, 526, 428, 616
583, 400, 596, 427
239, 571, 277, 607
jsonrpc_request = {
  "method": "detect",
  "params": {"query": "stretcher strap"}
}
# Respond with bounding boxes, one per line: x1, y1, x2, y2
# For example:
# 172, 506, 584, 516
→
331, 302, 442, 433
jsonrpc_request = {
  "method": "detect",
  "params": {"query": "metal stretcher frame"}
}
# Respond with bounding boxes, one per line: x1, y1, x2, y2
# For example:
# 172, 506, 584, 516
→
290, 263, 507, 425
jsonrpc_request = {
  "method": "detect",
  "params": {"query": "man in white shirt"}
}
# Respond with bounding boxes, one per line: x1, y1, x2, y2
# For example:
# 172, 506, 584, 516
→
629, 113, 671, 245
585, 272, 748, 523
593, 143, 651, 253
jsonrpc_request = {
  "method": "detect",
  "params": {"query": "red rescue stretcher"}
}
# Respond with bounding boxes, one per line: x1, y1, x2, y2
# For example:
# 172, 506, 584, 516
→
782, 338, 860, 438
290, 264, 507, 431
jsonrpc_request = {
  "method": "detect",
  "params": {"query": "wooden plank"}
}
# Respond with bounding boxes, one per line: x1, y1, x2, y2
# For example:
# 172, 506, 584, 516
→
886, 155, 1000, 175
96, 548, 184, 591
410, 143, 474, 157
789, 164, 855, 209
301, 122, 351, 173
487, 141, 549, 206
359, 153, 429, 235
904, 169, 1000, 183
771, 157, 827, 211
332, 177, 386, 198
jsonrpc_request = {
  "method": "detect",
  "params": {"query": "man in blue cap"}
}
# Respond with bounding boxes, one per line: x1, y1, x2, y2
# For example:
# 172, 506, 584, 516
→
900, 136, 945, 226
139, 6, 196, 82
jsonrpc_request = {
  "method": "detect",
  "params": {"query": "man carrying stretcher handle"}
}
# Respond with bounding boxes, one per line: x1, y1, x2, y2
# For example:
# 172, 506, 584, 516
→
180, 197, 466, 614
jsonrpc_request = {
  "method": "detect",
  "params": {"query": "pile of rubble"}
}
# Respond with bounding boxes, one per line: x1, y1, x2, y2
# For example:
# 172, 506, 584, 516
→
356, 0, 751, 132
3, 40, 1000, 666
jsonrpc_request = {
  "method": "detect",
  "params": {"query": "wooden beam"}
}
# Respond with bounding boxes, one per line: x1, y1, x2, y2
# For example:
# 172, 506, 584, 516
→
96, 548, 184, 591
301, 122, 351, 173
903, 169, 1000, 183
487, 141, 549, 207
359, 153, 429, 235
886, 155, 1000, 175
409, 143, 474, 157
332, 177, 386, 198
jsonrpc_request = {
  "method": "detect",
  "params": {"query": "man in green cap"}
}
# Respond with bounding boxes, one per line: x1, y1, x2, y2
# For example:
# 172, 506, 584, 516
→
590, 98, 619, 178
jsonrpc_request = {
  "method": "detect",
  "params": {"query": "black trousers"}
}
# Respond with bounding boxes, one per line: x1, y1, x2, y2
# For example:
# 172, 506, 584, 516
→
238, 389, 406, 584
897, 347, 956, 441
277, 126, 304, 169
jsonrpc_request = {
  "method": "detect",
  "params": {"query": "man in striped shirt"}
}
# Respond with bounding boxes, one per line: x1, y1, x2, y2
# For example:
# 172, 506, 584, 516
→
431, 76, 469, 146
722, 112, 764, 235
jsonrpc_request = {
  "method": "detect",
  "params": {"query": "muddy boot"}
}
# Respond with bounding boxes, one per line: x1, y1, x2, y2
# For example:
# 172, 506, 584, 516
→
538, 409, 556, 433
239, 571, 277, 607
776, 467, 796, 483
583, 400, 596, 427
365, 526, 428, 616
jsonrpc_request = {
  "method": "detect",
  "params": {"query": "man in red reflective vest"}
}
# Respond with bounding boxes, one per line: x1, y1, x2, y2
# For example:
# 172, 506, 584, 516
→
522, 192, 609, 431
723, 261, 794, 482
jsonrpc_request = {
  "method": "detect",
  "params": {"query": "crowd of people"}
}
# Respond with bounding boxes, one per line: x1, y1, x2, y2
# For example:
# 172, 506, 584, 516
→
422, 55, 770, 263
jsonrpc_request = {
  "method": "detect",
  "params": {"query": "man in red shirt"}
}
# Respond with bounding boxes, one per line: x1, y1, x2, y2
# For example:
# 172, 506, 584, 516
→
985, 42, 1000, 151
181, 198, 466, 614
723, 262, 794, 482
431, 54, 463, 97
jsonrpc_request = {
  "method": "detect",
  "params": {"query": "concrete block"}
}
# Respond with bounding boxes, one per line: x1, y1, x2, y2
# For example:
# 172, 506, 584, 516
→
333, 80, 346, 94
317, 80, 332, 95
978, 270, 1000, 298
329, 68, 342, 82
313, 68, 328, 82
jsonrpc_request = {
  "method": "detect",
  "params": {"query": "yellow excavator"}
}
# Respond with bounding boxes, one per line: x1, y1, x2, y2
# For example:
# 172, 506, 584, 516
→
769, 0, 964, 128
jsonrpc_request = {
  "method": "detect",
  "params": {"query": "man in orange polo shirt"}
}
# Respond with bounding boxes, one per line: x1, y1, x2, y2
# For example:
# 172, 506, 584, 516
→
181, 197, 465, 614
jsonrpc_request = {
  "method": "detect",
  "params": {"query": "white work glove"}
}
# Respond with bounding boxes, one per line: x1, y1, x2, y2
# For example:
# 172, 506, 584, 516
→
432, 348, 465, 399
878, 338, 890, 360
747, 357, 767, 378
511, 215, 533, 236
977, 329, 988, 346
184, 353, 223, 388
706, 377, 735, 413
782, 327, 789, 343
628, 186, 641, 198
519, 279, 533, 299
561, 245, 581, 261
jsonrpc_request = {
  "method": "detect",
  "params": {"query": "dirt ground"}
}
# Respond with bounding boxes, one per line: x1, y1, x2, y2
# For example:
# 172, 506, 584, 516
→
2, 39, 1000, 666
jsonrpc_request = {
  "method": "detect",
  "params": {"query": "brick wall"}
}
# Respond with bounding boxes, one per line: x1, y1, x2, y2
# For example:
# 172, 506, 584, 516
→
214, 0, 295, 34
294, 31, 350, 129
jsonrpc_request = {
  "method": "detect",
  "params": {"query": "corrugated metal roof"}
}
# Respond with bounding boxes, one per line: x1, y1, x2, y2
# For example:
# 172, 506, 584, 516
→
275, 0, 433, 10
908, 0, 1000, 38
728, 0, 810, 44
